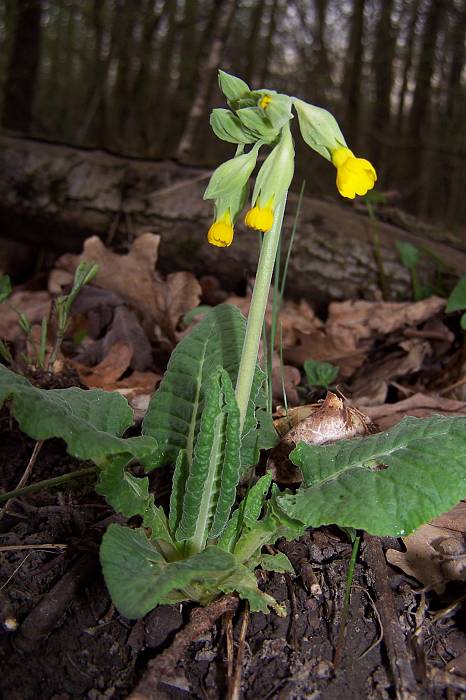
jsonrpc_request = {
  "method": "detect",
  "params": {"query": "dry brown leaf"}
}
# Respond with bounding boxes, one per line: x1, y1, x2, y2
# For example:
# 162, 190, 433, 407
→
431, 502, 466, 533
327, 296, 446, 341
272, 363, 301, 406
360, 393, 466, 431
285, 326, 367, 378
350, 338, 431, 405
0, 291, 51, 342
72, 341, 134, 388
75, 305, 153, 371
80, 233, 163, 326
71, 342, 160, 400
386, 522, 466, 593
164, 271, 202, 338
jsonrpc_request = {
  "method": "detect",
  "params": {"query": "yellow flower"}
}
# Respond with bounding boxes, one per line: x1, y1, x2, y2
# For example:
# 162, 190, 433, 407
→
244, 200, 274, 232
207, 211, 234, 247
259, 94, 272, 110
331, 147, 377, 199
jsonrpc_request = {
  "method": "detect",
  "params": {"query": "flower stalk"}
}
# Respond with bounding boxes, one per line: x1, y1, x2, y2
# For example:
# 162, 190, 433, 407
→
235, 193, 287, 430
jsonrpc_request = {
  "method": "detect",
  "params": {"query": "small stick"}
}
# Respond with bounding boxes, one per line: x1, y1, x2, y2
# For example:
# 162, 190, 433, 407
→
363, 535, 419, 699
285, 572, 299, 650
0, 466, 97, 505
127, 594, 239, 700
224, 610, 234, 682
0, 440, 43, 520
0, 543, 67, 552
228, 603, 250, 700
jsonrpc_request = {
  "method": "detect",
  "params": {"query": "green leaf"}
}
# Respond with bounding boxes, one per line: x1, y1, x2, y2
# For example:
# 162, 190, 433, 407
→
446, 274, 466, 313
218, 472, 272, 552
0, 364, 158, 467
95, 456, 175, 551
100, 524, 238, 618
169, 449, 190, 536
210, 108, 257, 144
219, 564, 287, 615
304, 359, 338, 388
259, 552, 294, 574
461, 312, 466, 330
396, 241, 421, 270
143, 305, 265, 472
218, 70, 250, 102
277, 415, 466, 536
176, 369, 241, 546
0, 275, 12, 303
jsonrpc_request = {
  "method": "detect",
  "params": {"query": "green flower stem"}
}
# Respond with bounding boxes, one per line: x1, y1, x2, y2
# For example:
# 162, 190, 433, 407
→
235, 193, 288, 430
0, 467, 97, 505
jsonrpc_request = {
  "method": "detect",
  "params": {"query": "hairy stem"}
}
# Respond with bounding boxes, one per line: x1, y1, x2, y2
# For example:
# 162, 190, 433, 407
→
235, 193, 287, 430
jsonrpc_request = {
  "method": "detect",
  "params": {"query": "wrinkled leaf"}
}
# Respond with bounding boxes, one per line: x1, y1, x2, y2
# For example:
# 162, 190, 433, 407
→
278, 415, 466, 536
0, 364, 158, 467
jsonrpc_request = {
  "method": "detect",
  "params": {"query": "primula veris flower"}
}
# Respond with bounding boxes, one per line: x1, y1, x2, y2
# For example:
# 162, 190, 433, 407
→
332, 147, 377, 199
244, 199, 274, 232
207, 211, 234, 247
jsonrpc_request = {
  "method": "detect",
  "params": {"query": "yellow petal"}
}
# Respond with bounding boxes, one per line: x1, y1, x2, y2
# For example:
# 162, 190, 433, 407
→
244, 204, 274, 232
207, 213, 234, 247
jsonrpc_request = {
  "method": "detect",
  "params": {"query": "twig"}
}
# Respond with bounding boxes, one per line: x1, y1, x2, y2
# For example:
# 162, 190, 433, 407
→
15, 553, 98, 652
228, 603, 249, 700
0, 440, 43, 520
0, 466, 97, 505
0, 543, 67, 552
285, 572, 299, 650
363, 535, 419, 699
439, 375, 466, 396
224, 610, 234, 683
127, 594, 239, 700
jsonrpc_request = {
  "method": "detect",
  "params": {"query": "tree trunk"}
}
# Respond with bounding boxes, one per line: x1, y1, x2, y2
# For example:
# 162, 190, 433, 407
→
1, 135, 464, 306
176, 0, 237, 160
2, 0, 42, 133
395, 0, 420, 136
259, 0, 280, 86
342, 0, 365, 148
370, 0, 395, 173
244, 0, 266, 84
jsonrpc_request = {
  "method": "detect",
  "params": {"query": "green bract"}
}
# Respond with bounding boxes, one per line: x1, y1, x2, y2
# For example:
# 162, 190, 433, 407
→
210, 108, 257, 144
293, 98, 347, 160
203, 143, 261, 202
252, 123, 295, 206
218, 69, 250, 102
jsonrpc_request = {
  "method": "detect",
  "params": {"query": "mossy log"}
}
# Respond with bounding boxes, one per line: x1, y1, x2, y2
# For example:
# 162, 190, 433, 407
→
1, 134, 465, 303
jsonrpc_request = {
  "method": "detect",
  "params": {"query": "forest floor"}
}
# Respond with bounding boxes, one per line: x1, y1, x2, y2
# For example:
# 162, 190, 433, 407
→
1, 228, 466, 699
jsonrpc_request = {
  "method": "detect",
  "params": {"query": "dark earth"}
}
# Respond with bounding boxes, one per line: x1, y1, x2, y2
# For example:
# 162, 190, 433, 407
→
1, 411, 466, 699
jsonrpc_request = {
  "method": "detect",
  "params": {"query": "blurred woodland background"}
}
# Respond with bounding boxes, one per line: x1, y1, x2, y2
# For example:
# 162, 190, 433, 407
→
0, 0, 465, 229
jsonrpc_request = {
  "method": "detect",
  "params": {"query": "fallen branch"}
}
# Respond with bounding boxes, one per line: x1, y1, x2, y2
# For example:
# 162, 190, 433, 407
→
128, 594, 239, 700
363, 535, 419, 700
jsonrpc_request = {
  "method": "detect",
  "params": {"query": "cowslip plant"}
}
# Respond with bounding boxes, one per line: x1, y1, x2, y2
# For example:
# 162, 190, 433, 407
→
1, 72, 466, 622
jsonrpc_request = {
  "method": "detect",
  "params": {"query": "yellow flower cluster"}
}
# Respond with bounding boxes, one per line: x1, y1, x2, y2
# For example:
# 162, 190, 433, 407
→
331, 147, 377, 199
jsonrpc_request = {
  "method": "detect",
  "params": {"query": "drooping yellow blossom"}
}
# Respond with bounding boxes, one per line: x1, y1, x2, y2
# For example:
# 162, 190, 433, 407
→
207, 211, 234, 247
259, 94, 272, 110
331, 147, 377, 199
244, 200, 274, 232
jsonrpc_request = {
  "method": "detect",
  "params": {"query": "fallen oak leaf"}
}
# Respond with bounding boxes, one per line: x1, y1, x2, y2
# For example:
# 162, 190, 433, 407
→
360, 393, 466, 431
71, 341, 134, 388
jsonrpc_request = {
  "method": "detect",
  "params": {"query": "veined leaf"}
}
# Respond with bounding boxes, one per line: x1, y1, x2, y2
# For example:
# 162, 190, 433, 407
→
219, 564, 287, 615
0, 365, 158, 467
259, 552, 294, 574
100, 524, 238, 618
277, 415, 466, 536
142, 305, 265, 471
96, 457, 175, 552
218, 472, 272, 553
169, 449, 189, 536
176, 369, 241, 547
